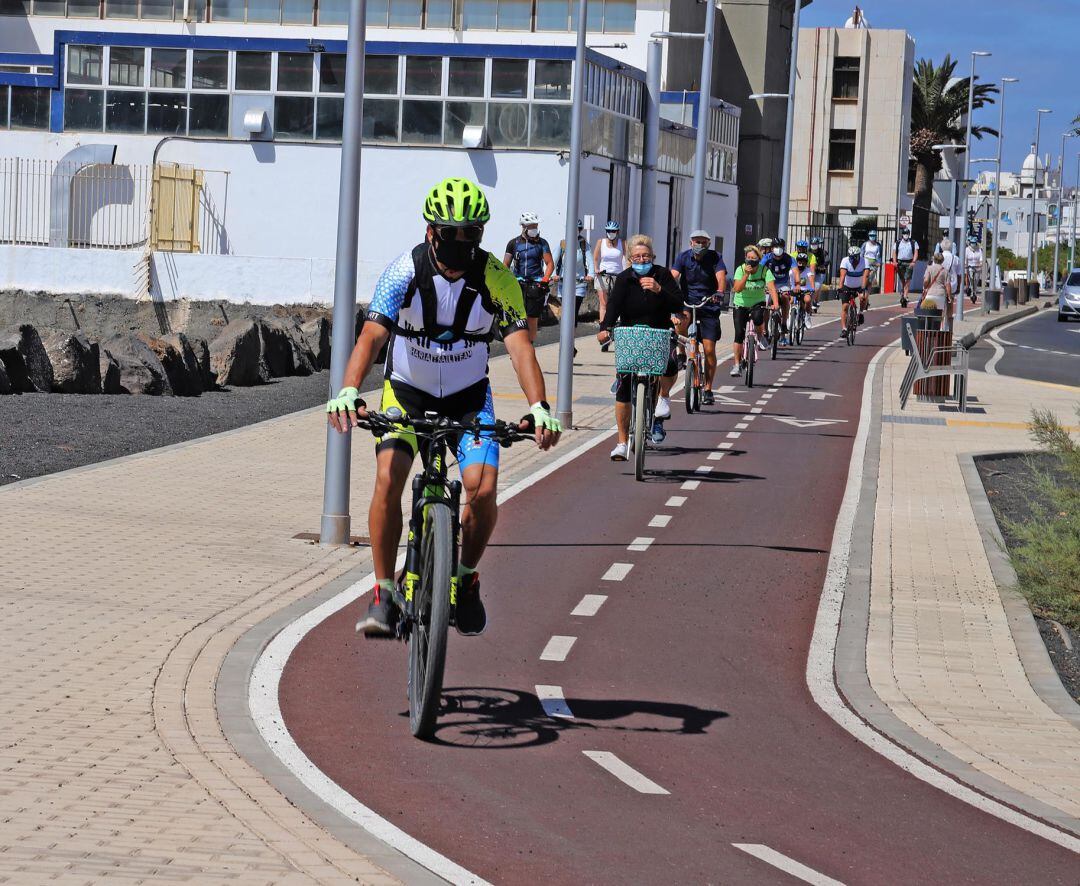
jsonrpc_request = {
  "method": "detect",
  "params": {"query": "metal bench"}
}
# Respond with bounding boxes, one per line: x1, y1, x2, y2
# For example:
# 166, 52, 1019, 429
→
899, 335, 970, 412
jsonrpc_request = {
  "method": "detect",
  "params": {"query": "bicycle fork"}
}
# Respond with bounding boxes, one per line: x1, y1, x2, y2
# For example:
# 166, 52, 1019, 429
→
401, 470, 462, 636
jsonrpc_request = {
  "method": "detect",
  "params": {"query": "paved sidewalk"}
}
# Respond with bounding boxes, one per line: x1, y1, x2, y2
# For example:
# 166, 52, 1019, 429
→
866, 348, 1080, 824
0, 336, 615, 884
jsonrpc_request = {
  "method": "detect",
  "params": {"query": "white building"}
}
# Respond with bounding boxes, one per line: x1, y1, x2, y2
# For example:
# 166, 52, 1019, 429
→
966, 147, 1061, 260
0, 1, 740, 305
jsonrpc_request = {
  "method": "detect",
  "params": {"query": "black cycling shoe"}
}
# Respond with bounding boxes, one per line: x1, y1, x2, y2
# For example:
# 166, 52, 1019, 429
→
702, 390, 715, 406
356, 585, 401, 638
455, 572, 487, 636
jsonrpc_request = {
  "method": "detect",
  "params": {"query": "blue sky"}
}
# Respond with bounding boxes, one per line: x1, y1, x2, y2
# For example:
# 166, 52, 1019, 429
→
801, 1, 1080, 186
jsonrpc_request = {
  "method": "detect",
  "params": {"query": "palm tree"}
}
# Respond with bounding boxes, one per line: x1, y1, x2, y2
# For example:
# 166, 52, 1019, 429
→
909, 56, 998, 247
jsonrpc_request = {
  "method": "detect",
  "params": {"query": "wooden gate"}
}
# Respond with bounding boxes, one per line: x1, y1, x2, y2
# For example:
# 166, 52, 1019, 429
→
151, 163, 203, 252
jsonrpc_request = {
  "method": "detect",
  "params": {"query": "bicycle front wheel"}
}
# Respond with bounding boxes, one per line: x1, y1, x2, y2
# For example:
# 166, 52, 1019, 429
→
683, 359, 697, 414
408, 501, 453, 740
633, 380, 648, 481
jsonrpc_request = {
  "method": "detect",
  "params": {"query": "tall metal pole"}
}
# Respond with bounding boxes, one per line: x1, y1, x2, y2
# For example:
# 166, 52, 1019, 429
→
950, 176, 962, 326
689, 0, 717, 231
1026, 110, 1049, 284
1052, 133, 1074, 292
319, 0, 367, 545
955, 52, 985, 321
777, 0, 803, 242
1071, 153, 1080, 274
555, 0, 589, 429
989, 77, 1016, 291
639, 39, 662, 240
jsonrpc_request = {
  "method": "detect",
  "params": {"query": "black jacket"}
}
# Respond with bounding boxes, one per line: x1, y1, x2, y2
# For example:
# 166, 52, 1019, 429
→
600, 265, 683, 331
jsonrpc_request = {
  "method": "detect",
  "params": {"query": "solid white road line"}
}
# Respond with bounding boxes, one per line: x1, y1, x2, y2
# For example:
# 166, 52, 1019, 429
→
582, 751, 670, 795
627, 537, 654, 552
540, 635, 576, 661
602, 562, 633, 581
536, 685, 574, 719
648, 514, 671, 528
681, 479, 701, 490
985, 334, 1006, 375
665, 495, 687, 507
732, 844, 844, 886
571, 594, 608, 616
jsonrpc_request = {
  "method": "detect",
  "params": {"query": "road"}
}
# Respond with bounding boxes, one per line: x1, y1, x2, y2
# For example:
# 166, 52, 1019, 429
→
969, 308, 1080, 387
279, 309, 1080, 884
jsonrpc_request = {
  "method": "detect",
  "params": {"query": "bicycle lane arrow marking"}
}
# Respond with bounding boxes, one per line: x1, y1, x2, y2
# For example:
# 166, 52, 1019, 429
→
769, 417, 849, 429
791, 391, 842, 401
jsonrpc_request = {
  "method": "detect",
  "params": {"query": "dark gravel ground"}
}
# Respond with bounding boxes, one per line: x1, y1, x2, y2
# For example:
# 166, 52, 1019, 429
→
0, 322, 586, 487
978, 452, 1080, 704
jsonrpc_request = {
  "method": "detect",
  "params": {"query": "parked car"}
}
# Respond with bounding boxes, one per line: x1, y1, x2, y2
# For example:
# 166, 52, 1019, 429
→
1060, 270, 1080, 322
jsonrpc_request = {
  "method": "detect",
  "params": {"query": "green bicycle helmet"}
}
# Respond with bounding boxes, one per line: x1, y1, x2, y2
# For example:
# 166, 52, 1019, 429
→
422, 177, 491, 226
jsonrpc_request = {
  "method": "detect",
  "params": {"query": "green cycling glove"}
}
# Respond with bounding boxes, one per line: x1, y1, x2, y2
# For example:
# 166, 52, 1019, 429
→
530, 402, 562, 434
326, 386, 363, 417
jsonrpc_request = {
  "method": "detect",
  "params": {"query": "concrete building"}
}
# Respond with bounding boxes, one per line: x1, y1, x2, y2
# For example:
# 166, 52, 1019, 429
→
0, 1, 742, 304
967, 148, 1060, 263
787, 14, 914, 236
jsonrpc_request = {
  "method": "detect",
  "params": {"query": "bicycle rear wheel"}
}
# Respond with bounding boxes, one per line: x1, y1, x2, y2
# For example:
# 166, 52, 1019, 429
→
847, 305, 856, 345
408, 501, 453, 740
744, 339, 755, 388
633, 380, 648, 481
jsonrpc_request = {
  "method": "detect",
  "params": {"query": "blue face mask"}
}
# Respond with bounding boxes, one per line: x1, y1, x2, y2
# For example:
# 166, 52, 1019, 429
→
632, 262, 653, 275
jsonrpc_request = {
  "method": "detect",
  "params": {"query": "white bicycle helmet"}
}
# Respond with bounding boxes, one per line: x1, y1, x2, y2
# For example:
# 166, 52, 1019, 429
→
848, 245, 861, 257
519, 211, 540, 226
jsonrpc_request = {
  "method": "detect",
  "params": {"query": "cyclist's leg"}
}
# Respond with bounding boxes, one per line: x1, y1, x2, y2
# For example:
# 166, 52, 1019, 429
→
613, 371, 633, 442
523, 281, 543, 343
672, 309, 690, 361
370, 381, 420, 583
455, 386, 502, 570
698, 312, 720, 387
731, 306, 747, 371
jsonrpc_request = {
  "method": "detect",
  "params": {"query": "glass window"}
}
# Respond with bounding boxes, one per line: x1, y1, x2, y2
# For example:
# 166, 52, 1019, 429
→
141, 0, 175, 19
192, 51, 228, 89
109, 48, 144, 87
534, 59, 570, 100
105, 0, 141, 17
388, 0, 420, 26
401, 100, 442, 143
10, 87, 50, 130
488, 101, 528, 146
147, 91, 188, 134
404, 56, 441, 96
235, 52, 271, 91
828, 128, 856, 171
150, 49, 186, 88
190, 0, 207, 19
274, 95, 314, 138
363, 97, 398, 141
832, 56, 860, 100
68, 0, 101, 17
569, 0, 602, 31
531, 103, 570, 147
189, 93, 229, 135
448, 58, 484, 97
316, 96, 343, 140
365, 56, 398, 94
64, 88, 103, 130
425, 0, 451, 27
536, 0, 567, 31
248, 0, 280, 21
497, 0, 530, 29
0, 0, 30, 13
277, 52, 313, 92
68, 46, 103, 86
212, 0, 245, 20
283, 0, 314, 22
444, 100, 485, 144
462, 0, 495, 29
602, 0, 634, 33
33, 0, 64, 10
490, 59, 527, 99
365, 0, 388, 26
319, 53, 346, 93
105, 90, 145, 132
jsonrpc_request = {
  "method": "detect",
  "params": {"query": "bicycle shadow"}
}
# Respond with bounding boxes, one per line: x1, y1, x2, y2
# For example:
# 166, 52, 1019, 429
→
639, 468, 764, 484
418, 687, 728, 749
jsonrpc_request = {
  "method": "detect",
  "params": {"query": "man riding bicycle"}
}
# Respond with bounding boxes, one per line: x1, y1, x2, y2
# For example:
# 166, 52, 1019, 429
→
838, 245, 867, 337
671, 229, 727, 405
503, 211, 555, 343
326, 178, 562, 638
762, 237, 795, 344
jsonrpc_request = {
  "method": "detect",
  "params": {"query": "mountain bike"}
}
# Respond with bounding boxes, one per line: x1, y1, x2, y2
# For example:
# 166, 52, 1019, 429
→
614, 325, 673, 482
788, 289, 808, 347
356, 408, 533, 740
844, 295, 858, 346
742, 312, 760, 389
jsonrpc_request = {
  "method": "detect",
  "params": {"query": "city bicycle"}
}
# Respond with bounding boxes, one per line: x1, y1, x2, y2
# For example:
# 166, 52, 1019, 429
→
356, 408, 533, 740
614, 325, 672, 482
844, 296, 859, 346
789, 289, 809, 346
679, 298, 714, 414
742, 313, 760, 388
767, 298, 787, 360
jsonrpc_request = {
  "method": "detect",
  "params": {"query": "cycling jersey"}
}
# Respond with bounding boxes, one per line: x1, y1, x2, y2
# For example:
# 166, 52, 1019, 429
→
763, 252, 794, 288
792, 266, 815, 289
839, 256, 867, 288
810, 247, 829, 270
505, 235, 551, 280
367, 244, 528, 398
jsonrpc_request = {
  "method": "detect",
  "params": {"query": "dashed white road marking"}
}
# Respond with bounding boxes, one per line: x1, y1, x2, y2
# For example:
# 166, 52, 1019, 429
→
583, 751, 670, 795
540, 635, 576, 661
750, 407, 763, 414
694, 465, 714, 475
726, 431, 742, 439
571, 594, 607, 616
602, 562, 634, 581
732, 844, 844, 885
735, 422, 749, 429
707, 451, 726, 460
681, 479, 701, 490
768, 387, 780, 393
665, 496, 687, 507
648, 514, 671, 527
536, 685, 574, 719
760, 393, 773, 400
627, 536, 654, 551
718, 442, 734, 449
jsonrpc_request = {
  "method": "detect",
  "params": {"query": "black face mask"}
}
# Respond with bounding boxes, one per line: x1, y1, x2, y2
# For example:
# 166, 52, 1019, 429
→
745, 259, 760, 268
432, 230, 479, 271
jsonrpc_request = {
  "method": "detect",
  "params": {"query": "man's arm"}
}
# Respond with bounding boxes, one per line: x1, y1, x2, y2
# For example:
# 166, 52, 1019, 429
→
503, 239, 516, 270
542, 248, 555, 280
715, 266, 727, 294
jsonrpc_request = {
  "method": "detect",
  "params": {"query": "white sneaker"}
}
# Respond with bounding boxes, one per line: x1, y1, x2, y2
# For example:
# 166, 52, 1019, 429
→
757, 338, 769, 352
729, 363, 741, 377
654, 396, 671, 420
610, 442, 628, 461
805, 314, 812, 328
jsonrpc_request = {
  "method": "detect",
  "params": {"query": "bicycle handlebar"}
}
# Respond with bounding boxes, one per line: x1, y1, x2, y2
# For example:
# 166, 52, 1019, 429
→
356, 408, 536, 447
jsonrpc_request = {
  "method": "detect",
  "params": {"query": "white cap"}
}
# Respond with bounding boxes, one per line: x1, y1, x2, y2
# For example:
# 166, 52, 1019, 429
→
689, 229, 711, 241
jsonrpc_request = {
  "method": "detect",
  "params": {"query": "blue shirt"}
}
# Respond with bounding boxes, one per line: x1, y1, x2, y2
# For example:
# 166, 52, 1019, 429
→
763, 251, 794, 285
505, 236, 551, 280
672, 248, 726, 307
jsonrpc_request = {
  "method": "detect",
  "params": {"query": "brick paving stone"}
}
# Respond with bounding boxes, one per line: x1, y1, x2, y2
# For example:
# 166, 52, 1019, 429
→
0, 337, 616, 883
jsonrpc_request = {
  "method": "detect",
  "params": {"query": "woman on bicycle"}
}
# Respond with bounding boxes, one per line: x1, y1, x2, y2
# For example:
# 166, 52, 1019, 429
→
597, 234, 683, 460
593, 220, 627, 349
729, 244, 777, 376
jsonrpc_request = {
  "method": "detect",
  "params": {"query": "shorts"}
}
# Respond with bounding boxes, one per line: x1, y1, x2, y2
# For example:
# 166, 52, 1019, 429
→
732, 304, 766, 344
696, 311, 722, 342
840, 286, 861, 303
896, 261, 914, 283
521, 279, 549, 319
376, 378, 500, 472
596, 273, 617, 295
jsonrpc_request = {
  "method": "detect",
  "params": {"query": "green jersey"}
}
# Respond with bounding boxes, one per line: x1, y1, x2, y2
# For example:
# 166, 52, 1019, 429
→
732, 264, 774, 307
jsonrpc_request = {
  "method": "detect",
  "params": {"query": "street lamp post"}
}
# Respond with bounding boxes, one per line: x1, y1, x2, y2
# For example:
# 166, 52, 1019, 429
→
989, 77, 1018, 291
957, 51, 990, 317
690, 0, 718, 232
1052, 132, 1076, 292
1026, 109, 1052, 285
1071, 153, 1080, 275
319, 0, 368, 545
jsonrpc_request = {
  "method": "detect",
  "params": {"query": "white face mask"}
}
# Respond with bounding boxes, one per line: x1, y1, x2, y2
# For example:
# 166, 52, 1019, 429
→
525, 227, 538, 238
772, 247, 783, 256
